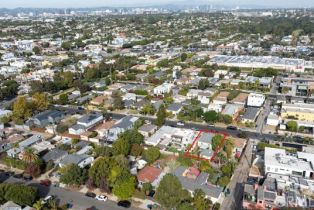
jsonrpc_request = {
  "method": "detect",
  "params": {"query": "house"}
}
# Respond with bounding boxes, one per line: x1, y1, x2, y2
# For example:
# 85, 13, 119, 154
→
167, 103, 183, 115
197, 132, 215, 150
153, 83, 174, 96
230, 93, 248, 105
146, 126, 196, 149
267, 113, 280, 126
0, 201, 33, 210
137, 166, 165, 187
247, 93, 265, 107
31, 110, 65, 127
122, 93, 137, 101
106, 116, 139, 142
42, 149, 68, 164
59, 154, 94, 168
174, 166, 223, 203
138, 124, 158, 138
69, 112, 103, 135
241, 107, 260, 123
90, 95, 106, 106
213, 91, 229, 105
222, 104, 244, 120
198, 92, 212, 104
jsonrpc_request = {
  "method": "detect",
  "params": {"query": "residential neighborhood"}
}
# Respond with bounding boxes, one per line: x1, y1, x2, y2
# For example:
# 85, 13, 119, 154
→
0, 2, 313, 210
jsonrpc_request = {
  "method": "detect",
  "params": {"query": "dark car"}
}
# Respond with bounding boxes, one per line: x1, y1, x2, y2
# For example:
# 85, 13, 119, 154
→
85, 192, 96, 198
13, 173, 23, 179
227, 125, 237, 130
117, 200, 131, 208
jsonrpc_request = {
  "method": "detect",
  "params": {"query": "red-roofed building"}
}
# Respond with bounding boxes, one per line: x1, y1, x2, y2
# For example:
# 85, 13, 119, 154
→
137, 166, 165, 187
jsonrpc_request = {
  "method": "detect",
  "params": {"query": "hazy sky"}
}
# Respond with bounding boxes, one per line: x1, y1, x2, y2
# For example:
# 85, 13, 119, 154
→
0, 0, 313, 8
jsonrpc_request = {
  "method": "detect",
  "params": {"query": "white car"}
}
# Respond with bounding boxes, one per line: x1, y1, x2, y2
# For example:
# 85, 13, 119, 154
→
95, 195, 108, 202
41, 195, 54, 204
177, 121, 184, 126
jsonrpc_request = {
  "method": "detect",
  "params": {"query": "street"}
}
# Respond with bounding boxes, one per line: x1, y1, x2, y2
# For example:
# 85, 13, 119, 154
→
0, 174, 142, 210
220, 140, 253, 210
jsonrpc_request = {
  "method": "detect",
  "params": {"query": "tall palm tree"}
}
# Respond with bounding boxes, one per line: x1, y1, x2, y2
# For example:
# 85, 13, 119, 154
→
21, 148, 38, 164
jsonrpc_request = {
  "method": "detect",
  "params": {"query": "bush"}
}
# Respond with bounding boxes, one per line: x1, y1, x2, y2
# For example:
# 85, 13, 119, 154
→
142, 147, 160, 164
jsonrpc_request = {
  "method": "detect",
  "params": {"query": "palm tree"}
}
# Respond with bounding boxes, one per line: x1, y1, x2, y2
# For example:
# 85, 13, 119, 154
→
33, 199, 43, 210
21, 148, 38, 164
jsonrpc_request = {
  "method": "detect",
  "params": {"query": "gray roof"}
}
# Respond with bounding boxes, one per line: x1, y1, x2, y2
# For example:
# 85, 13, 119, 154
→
167, 103, 182, 112
173, 166, 223, 199
33, 110, 64, 121
198, 132, 215, 144
242, 107, 260, 121
139, 124, 157, 133
42, 149, 68, 162
19, 135, 42, 148
60, 154, 89, 165
111, 116, 138, 130
200, 150, 214, 158
77, 112, 102, 124
71, 124, 86, 130
244, 184, 255, 195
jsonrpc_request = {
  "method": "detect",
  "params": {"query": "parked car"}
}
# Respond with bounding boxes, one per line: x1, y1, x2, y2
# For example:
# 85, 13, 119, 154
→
177, 121, 184, 126
23, 174, 32, 181
41, 195, 55, 204
117, 200, 131, 208
227, 125, 237, 130
85, 192, 96, 198
95, 195, 107, 202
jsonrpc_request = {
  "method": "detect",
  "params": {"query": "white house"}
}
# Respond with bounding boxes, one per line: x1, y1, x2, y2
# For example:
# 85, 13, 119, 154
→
59, 154, 94, 168
247, 93, 265, 107
77, 112, 103, 128
264, 147, 314, 179
153, 83, 174, 96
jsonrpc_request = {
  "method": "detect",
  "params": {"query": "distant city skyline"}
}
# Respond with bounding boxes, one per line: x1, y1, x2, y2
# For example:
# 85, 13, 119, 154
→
0, 0, 314, 9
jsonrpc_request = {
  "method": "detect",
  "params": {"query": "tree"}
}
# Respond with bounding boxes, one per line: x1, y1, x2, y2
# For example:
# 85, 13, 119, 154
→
25, 163, 41, 177
142, 183, 153, 195
286, 121, 298, 132
33, 46, 41, 55
59, 164, 87, 186
21, 148, 38, 164
119, 129, 144, 145
203, 111, 218, 123
112, 139, 130, 156
142, 147, 160, 164
112, 174, 136, 200
156, 104, 166, 127
141, 104, 155, 115
217, 176, 230, 187
221, 162, 234, 177
59, 94, 68, 105
212, 135, 224, 151
193, 189, 212, 210
112, 91, 124, 110
198, 79, 209, 90
88, 157, 114, 190
93, 145, 112, 157
32, 92, 49, 111
177, 202, 194, 210
155, 174, 191, 209
61, 41, 72, 50
130, 144, 143, 157
181, 53, 188, 62
12, 96, 32, 124
0, 183, 37, 206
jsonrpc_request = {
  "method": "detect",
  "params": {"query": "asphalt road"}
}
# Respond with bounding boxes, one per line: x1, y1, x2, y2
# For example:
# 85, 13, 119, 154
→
0, 174, 141, 210
109, 112, 280, 141
220, 140, 253, 210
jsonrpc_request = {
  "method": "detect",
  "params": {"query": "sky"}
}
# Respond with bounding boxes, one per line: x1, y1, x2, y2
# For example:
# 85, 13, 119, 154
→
0, 0, 313, 9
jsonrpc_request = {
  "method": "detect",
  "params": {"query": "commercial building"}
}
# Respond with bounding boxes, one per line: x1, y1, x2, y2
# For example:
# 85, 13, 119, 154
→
264, 147, 314, 179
